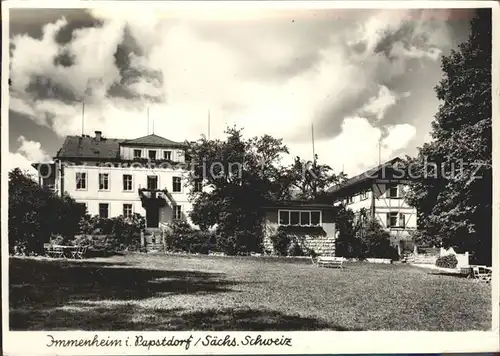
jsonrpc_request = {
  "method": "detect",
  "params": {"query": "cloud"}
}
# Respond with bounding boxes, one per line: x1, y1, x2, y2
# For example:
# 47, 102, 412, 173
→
286, 116, 416, 175
9, 8, 460, 176
9, 136, 52, 174
382, 123, 417, 152
10, 15, 125, 102
359, 85, 411, 121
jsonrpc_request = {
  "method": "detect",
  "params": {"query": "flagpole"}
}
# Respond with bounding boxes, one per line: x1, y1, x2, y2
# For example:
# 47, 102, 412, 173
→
311, 123, 316, 164
81, 102, 85, 136
208, 109, 211, 140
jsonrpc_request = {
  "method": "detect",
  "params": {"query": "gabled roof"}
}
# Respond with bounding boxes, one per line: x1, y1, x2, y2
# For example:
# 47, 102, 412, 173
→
327, 157, 404, 196
55, 134, 186, 160
56, 136, 124, 160
121, 134, 185, 148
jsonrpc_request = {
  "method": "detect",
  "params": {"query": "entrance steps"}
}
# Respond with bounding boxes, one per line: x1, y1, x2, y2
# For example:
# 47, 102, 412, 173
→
144, 229, 164, 252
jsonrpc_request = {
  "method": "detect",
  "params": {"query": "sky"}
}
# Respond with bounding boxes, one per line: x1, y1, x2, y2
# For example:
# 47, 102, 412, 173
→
7, 6, 474, 176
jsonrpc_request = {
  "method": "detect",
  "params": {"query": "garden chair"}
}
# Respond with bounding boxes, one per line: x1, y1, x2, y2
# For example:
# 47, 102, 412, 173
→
471, 265, 492, 283
50, 246, 65, 259
71, 245, 88, 259
43, 243, 52, 257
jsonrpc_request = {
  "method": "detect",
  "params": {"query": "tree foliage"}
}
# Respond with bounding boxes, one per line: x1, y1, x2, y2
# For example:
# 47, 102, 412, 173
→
185, 127, 348, 255
335, 207, 398, 260
186, 127, 290, 254
8, 168, 87, 254
285, 155, 347, 201
404, 9, 492, 264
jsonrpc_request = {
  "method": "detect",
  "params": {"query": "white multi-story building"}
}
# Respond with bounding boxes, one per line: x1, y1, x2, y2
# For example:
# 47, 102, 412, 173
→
32, 131, 200, 229
328, 157, 417, 252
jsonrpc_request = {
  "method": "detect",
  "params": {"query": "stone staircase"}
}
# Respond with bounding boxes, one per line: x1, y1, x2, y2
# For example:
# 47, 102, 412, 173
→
144, 228, 164, 252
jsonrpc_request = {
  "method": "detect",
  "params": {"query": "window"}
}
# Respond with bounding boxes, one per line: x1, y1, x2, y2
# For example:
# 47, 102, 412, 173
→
99, 173, 109, 190
172, 177, 182, 192
311, 211, 321, 225
148, 150, 157, 160
278, 210, 322, 226
300, 211, 310, 225
387, 212, 398, 227
346, 196, 353, 204
388, 184, 399, 198
123, 204, 133, 218
76, 172, 87, 190
123, 174, 133, 191
194, 179, 203, 192
77, 202, 87, 212
163, 150, 172, 160
360, 191, 368, 200
99, 203, 109, 218
399, 213, 406, 228
147, 176, 158, 190
279, 210, 290, 225
133, 149, 142, 158
173, 205, 182, 220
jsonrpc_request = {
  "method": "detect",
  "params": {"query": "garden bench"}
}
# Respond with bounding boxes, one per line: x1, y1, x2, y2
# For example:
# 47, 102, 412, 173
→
312, 256, 345, 269
470, 265, 492, 283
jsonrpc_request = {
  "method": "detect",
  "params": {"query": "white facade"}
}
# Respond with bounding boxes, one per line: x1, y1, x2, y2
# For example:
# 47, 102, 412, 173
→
62, 164, 192, 225
120, 146, 186, 162
37, 133, 197, 229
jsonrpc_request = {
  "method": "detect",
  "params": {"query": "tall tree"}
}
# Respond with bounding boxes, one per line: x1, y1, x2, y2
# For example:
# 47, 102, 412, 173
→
9, 168, 87, 254
286, 155, 347, 201
404, 9, 492, 264
185, 127, 290, 254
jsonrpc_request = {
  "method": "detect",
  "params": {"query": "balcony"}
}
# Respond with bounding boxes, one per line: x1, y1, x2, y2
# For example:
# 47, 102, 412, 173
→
138, 188, 177, 207
138, 188, 165, 205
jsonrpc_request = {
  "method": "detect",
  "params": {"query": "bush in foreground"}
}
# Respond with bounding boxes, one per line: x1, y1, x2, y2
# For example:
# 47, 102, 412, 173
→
164, 220, 214, 254
436, 254, 458, 269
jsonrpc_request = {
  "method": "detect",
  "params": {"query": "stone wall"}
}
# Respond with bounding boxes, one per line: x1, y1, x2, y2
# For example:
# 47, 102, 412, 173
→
263, 210, 337, 256
263, 230, 336, 256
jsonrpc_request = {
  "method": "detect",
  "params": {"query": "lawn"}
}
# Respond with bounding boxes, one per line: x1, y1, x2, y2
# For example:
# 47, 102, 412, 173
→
9, 253, 491, 331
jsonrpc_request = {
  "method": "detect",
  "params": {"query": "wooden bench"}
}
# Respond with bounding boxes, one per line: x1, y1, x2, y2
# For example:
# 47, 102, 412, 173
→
312, 256, 345, 269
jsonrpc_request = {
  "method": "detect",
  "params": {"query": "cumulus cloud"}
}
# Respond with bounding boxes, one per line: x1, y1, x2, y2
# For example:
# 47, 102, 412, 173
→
359, 85, 411, 121
286, 117, 416, 175
9, 7, 459, 177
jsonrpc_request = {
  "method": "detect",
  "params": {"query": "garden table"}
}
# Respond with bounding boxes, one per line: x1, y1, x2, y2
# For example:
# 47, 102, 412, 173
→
51, 245, 79, 258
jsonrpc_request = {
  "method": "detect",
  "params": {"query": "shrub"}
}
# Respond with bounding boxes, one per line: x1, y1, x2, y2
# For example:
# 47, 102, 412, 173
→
354, 218, 400, 260
287, 241, 305, 256
77, 214, 144, 251
269, 229, 291, 256
50, 234, 65, 245
9, 168, 87, 255
212, 227, 262, 256
164, 220, 214, 254
72, 235, 94, 247
436, 254, 458, 269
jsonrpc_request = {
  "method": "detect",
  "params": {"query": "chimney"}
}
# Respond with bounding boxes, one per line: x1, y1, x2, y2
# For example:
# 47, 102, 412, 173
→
95, 131, 102, 141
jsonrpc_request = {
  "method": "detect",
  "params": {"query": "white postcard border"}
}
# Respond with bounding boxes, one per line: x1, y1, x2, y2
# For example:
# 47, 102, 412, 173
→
2, 1, 499, 355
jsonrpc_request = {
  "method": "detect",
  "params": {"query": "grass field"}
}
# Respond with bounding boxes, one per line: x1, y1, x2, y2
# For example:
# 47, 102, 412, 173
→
9, 253, 491, 331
